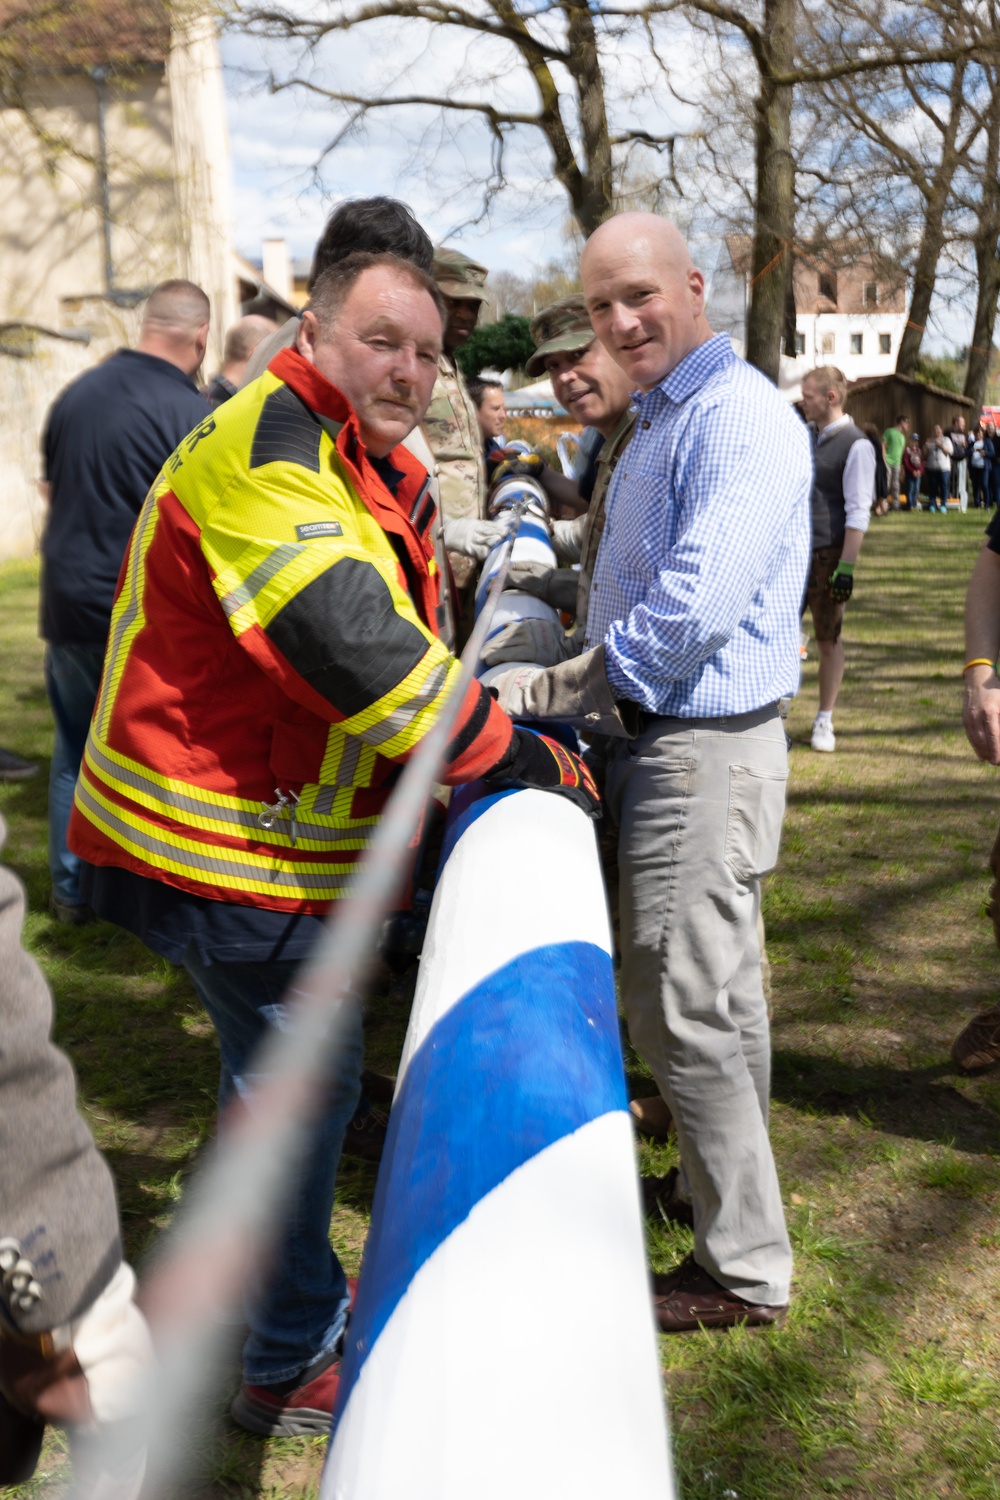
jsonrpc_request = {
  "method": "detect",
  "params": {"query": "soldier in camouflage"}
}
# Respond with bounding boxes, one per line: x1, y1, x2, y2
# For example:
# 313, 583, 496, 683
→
481, 293, 635, 663
424, 247, 490, 592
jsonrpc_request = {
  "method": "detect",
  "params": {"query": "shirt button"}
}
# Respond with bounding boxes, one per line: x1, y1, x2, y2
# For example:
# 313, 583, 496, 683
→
642, 420, 651, 429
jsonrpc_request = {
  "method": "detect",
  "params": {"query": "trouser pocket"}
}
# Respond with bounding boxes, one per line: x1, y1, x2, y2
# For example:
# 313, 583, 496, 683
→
724, 765, 788, 882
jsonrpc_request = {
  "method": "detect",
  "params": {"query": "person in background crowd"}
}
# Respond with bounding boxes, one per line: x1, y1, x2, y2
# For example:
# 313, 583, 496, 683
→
949, 413, 969, 507
0, 815, 152, 1496
242, 197, 435, 386
970, 425, 988, 509
989, 422, 1000, 511
467, 376, 508, 464
903, 432, 924, 511
881, 413, 909, 511
424, 247, 490, 599
923, 425, 954, 513
865, 423, 889, 516
70, 252, 598, 1438
201, 315, 278, 406
798, 366, 874, 753
494, 212, 810, 1335
952, 511, 1000, 1072
39, 280, 211, 923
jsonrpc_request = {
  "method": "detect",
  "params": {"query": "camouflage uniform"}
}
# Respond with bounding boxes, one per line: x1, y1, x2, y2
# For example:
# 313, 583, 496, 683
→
575, 409, 636, 645
525, 295, 637, 645
425, 247, 488, 589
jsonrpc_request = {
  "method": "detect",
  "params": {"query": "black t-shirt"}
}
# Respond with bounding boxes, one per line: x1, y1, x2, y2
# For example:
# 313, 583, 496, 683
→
41, 349, 211, 646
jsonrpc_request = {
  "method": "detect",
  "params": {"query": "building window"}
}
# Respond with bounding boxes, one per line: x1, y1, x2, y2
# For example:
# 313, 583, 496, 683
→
818, 271, 837, 302
820, 331, 836, 355
794, 330, 805, 356
850, 332, 863, 355
879, 332, 891, 354
864, 281, 878, 307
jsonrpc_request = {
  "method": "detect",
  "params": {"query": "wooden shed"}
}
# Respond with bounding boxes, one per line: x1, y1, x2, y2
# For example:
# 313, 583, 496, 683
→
845, 372, 976, 441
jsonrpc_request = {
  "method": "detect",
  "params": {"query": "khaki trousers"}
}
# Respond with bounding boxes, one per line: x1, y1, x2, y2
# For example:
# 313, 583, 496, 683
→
605, 710, 793, 1306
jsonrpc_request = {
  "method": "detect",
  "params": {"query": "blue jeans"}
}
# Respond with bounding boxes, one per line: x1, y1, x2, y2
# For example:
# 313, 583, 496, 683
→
906, 475, 921, 509
182, 947, 364, 1386
45, 643, 105, 907
926, 470, 948, 509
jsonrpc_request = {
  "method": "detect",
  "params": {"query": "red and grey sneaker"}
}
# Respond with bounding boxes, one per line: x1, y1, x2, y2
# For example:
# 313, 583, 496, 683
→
231, 1353, 342, 1437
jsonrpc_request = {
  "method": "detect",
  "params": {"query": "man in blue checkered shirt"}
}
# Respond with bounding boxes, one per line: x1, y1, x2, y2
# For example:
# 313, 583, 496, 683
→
495, 212, 812, 1333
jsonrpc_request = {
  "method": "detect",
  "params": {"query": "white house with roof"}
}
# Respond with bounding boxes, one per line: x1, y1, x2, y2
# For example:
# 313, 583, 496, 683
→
708, 236, 908, 400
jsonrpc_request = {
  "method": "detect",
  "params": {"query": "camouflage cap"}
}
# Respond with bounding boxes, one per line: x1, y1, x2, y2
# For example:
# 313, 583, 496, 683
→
525, 293, 594, 376
433, 245, 489, 302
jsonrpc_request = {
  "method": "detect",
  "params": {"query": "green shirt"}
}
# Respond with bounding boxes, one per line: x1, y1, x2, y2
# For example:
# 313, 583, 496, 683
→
883, 425, 906, 467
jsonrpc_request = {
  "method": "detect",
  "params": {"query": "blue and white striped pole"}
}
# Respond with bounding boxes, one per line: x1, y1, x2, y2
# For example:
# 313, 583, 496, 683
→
323, 479, 675, 1500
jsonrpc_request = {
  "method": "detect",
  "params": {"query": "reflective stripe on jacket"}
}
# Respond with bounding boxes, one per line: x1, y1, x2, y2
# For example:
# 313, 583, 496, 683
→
69, 348, 512, 912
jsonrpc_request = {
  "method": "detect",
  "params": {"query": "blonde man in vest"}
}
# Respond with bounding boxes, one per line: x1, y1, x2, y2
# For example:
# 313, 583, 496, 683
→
798, 366, 874, 753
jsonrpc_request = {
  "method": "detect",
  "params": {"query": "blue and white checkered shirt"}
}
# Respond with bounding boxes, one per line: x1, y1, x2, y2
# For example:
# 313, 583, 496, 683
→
585, 334, 813, 717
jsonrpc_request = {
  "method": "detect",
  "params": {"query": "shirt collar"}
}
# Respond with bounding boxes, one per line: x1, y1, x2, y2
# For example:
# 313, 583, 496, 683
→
117, 347, 199, 393
638, 333, 735, 409
817, 413, 850, 441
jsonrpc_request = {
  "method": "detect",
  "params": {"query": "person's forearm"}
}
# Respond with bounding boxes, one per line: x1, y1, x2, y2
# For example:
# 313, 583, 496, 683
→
840, 527, 864, 565
540, 467, 587, 517
965, 546, 1000, 663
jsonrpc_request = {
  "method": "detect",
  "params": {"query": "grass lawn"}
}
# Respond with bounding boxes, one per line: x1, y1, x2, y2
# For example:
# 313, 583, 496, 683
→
2, 510, 1000, 1498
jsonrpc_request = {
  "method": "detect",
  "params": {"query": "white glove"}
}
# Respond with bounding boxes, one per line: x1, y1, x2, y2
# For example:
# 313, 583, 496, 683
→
442, 516, 513, 561
480, 618, 576, 669
72, 1263, 152, 1426
550, 515, 586, 562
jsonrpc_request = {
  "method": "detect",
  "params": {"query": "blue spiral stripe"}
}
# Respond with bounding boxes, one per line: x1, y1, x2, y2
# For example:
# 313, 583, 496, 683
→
334, 939, 623, 1422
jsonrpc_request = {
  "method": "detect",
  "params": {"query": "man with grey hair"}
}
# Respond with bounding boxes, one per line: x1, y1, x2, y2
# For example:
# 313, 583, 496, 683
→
39, 279, 211, 922
493, 211, 812, 1333
73, 250, 597, 1436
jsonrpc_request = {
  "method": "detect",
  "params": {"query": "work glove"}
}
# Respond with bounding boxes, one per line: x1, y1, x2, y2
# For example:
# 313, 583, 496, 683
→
827, 559, 854, 603
490, 452, 546, 487
550, 516, 586, 562
483, 726, 600, 819
442, 515, 515, 561
480, 617, 577, 669
490, 645, 640, 740
505, 564, 580, 614
0, 1262, 152, 1495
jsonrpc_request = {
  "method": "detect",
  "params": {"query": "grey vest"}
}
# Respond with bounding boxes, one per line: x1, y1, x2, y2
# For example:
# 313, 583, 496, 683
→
810, 419, 866, 551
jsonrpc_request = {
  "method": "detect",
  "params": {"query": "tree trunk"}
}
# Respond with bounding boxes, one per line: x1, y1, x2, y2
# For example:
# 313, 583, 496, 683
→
895, 59, 966, 376
563, 0, 613, 233
964, 78, 1000, 414
745, 0, 796, 383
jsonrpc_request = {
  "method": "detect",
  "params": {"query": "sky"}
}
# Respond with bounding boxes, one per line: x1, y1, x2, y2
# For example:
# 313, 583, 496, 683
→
219, 17, 700, 282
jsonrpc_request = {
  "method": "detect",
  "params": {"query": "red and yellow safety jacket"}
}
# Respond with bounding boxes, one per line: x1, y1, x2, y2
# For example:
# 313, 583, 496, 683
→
68, 348, 513, 912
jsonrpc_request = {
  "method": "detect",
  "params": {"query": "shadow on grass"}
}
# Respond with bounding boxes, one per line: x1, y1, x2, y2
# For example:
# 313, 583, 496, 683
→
772, 1048, 1000, 1152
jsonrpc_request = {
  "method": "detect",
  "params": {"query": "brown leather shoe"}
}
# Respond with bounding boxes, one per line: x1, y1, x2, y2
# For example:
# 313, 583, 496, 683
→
629, 1094, 674, 1140
951, 1008, 1000, 1071
641, 1167, 694, 1228
651, 1254, 787, 1334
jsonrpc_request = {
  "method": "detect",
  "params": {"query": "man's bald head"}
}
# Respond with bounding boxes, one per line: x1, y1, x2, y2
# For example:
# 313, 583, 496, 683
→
581, 212, 711, 391
138, 279, 211, 380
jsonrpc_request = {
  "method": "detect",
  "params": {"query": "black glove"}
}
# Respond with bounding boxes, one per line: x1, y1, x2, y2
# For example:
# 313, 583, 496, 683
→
483, 726, 600, 819
827, 560, 854, 603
